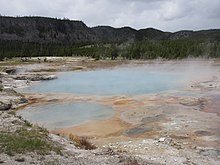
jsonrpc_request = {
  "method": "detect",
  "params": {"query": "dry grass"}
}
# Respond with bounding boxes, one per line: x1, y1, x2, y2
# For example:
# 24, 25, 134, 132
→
69, 134, 96, 150
119, 156, 140, 165
114, 99, 133, 105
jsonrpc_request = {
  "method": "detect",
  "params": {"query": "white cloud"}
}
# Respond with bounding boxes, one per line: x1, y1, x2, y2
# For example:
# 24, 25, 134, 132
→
0, 0, 219, 32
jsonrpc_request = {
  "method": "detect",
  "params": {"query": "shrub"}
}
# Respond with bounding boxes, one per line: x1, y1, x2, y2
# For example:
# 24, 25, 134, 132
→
69, 134, 96, 150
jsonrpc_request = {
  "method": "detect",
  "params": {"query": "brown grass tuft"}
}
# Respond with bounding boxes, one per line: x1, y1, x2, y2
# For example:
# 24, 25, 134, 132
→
69, 134, 96, 150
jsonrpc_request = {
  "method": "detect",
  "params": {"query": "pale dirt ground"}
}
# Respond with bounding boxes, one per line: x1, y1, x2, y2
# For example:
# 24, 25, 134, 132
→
3, 57, 220, 164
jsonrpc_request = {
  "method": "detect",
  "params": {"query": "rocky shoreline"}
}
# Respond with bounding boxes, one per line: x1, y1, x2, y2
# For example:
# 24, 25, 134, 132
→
0, 111, 146, 165
0, 65, 147, 165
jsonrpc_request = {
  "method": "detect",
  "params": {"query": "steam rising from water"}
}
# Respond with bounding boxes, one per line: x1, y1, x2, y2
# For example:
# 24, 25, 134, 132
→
137, 59, 220, 84
17, 59, 220, 131
22, 59, 220, 96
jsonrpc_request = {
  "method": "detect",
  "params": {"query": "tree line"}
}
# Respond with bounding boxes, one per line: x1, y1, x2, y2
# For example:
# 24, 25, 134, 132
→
0, 39, 220, 60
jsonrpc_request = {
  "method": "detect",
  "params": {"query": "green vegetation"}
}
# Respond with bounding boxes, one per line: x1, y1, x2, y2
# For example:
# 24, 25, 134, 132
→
0, 16, 220, 60
1, 39, 219, 60
0, 125, 61, 156
122, 40, 220, 59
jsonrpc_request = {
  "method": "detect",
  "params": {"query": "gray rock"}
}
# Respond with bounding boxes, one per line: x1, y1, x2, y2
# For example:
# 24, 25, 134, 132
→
15, 157, 25, 162
0, 72, 8, 76
158, 137, 166, 142
12, 74, 57, 81
0, 101, 12, 111
18, 97, 28, 104
0, 83, 3, 91
199, 149, 220, 157
0, 88, 27, 111
5, 68, 17, 75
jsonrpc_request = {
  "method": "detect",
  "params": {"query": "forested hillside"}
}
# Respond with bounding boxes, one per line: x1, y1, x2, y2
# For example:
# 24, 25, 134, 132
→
0, 16, 220, 60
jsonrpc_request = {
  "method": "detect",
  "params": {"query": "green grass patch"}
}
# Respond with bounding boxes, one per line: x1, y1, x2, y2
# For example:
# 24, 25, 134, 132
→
0, 126, 61, 156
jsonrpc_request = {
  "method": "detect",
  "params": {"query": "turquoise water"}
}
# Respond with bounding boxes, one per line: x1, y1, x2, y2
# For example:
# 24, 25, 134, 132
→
23, 67, 183, 95
17, 102, 114, 129
18, 66, 185, 129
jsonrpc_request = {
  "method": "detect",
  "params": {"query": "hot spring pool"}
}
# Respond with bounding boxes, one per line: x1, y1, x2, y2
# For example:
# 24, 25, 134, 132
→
22, 67, 184, 95
18, 66, 187, 129
17, 102, 114, 129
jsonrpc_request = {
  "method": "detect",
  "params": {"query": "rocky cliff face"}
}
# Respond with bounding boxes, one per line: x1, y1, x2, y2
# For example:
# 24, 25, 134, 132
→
0, 16, 220, 44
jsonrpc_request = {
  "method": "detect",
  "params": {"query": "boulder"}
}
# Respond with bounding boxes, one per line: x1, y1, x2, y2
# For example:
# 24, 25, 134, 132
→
0, 101, 12, 111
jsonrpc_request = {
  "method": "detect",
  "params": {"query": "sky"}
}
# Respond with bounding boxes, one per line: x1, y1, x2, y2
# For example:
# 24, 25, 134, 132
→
0, 0, 220, 32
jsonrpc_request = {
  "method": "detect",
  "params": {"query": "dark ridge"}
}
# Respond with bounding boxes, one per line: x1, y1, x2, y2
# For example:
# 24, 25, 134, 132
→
1, 16, 220, 44
191, 29, 220, 41
136, 28, 171, 40
0, 16, 220, 59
